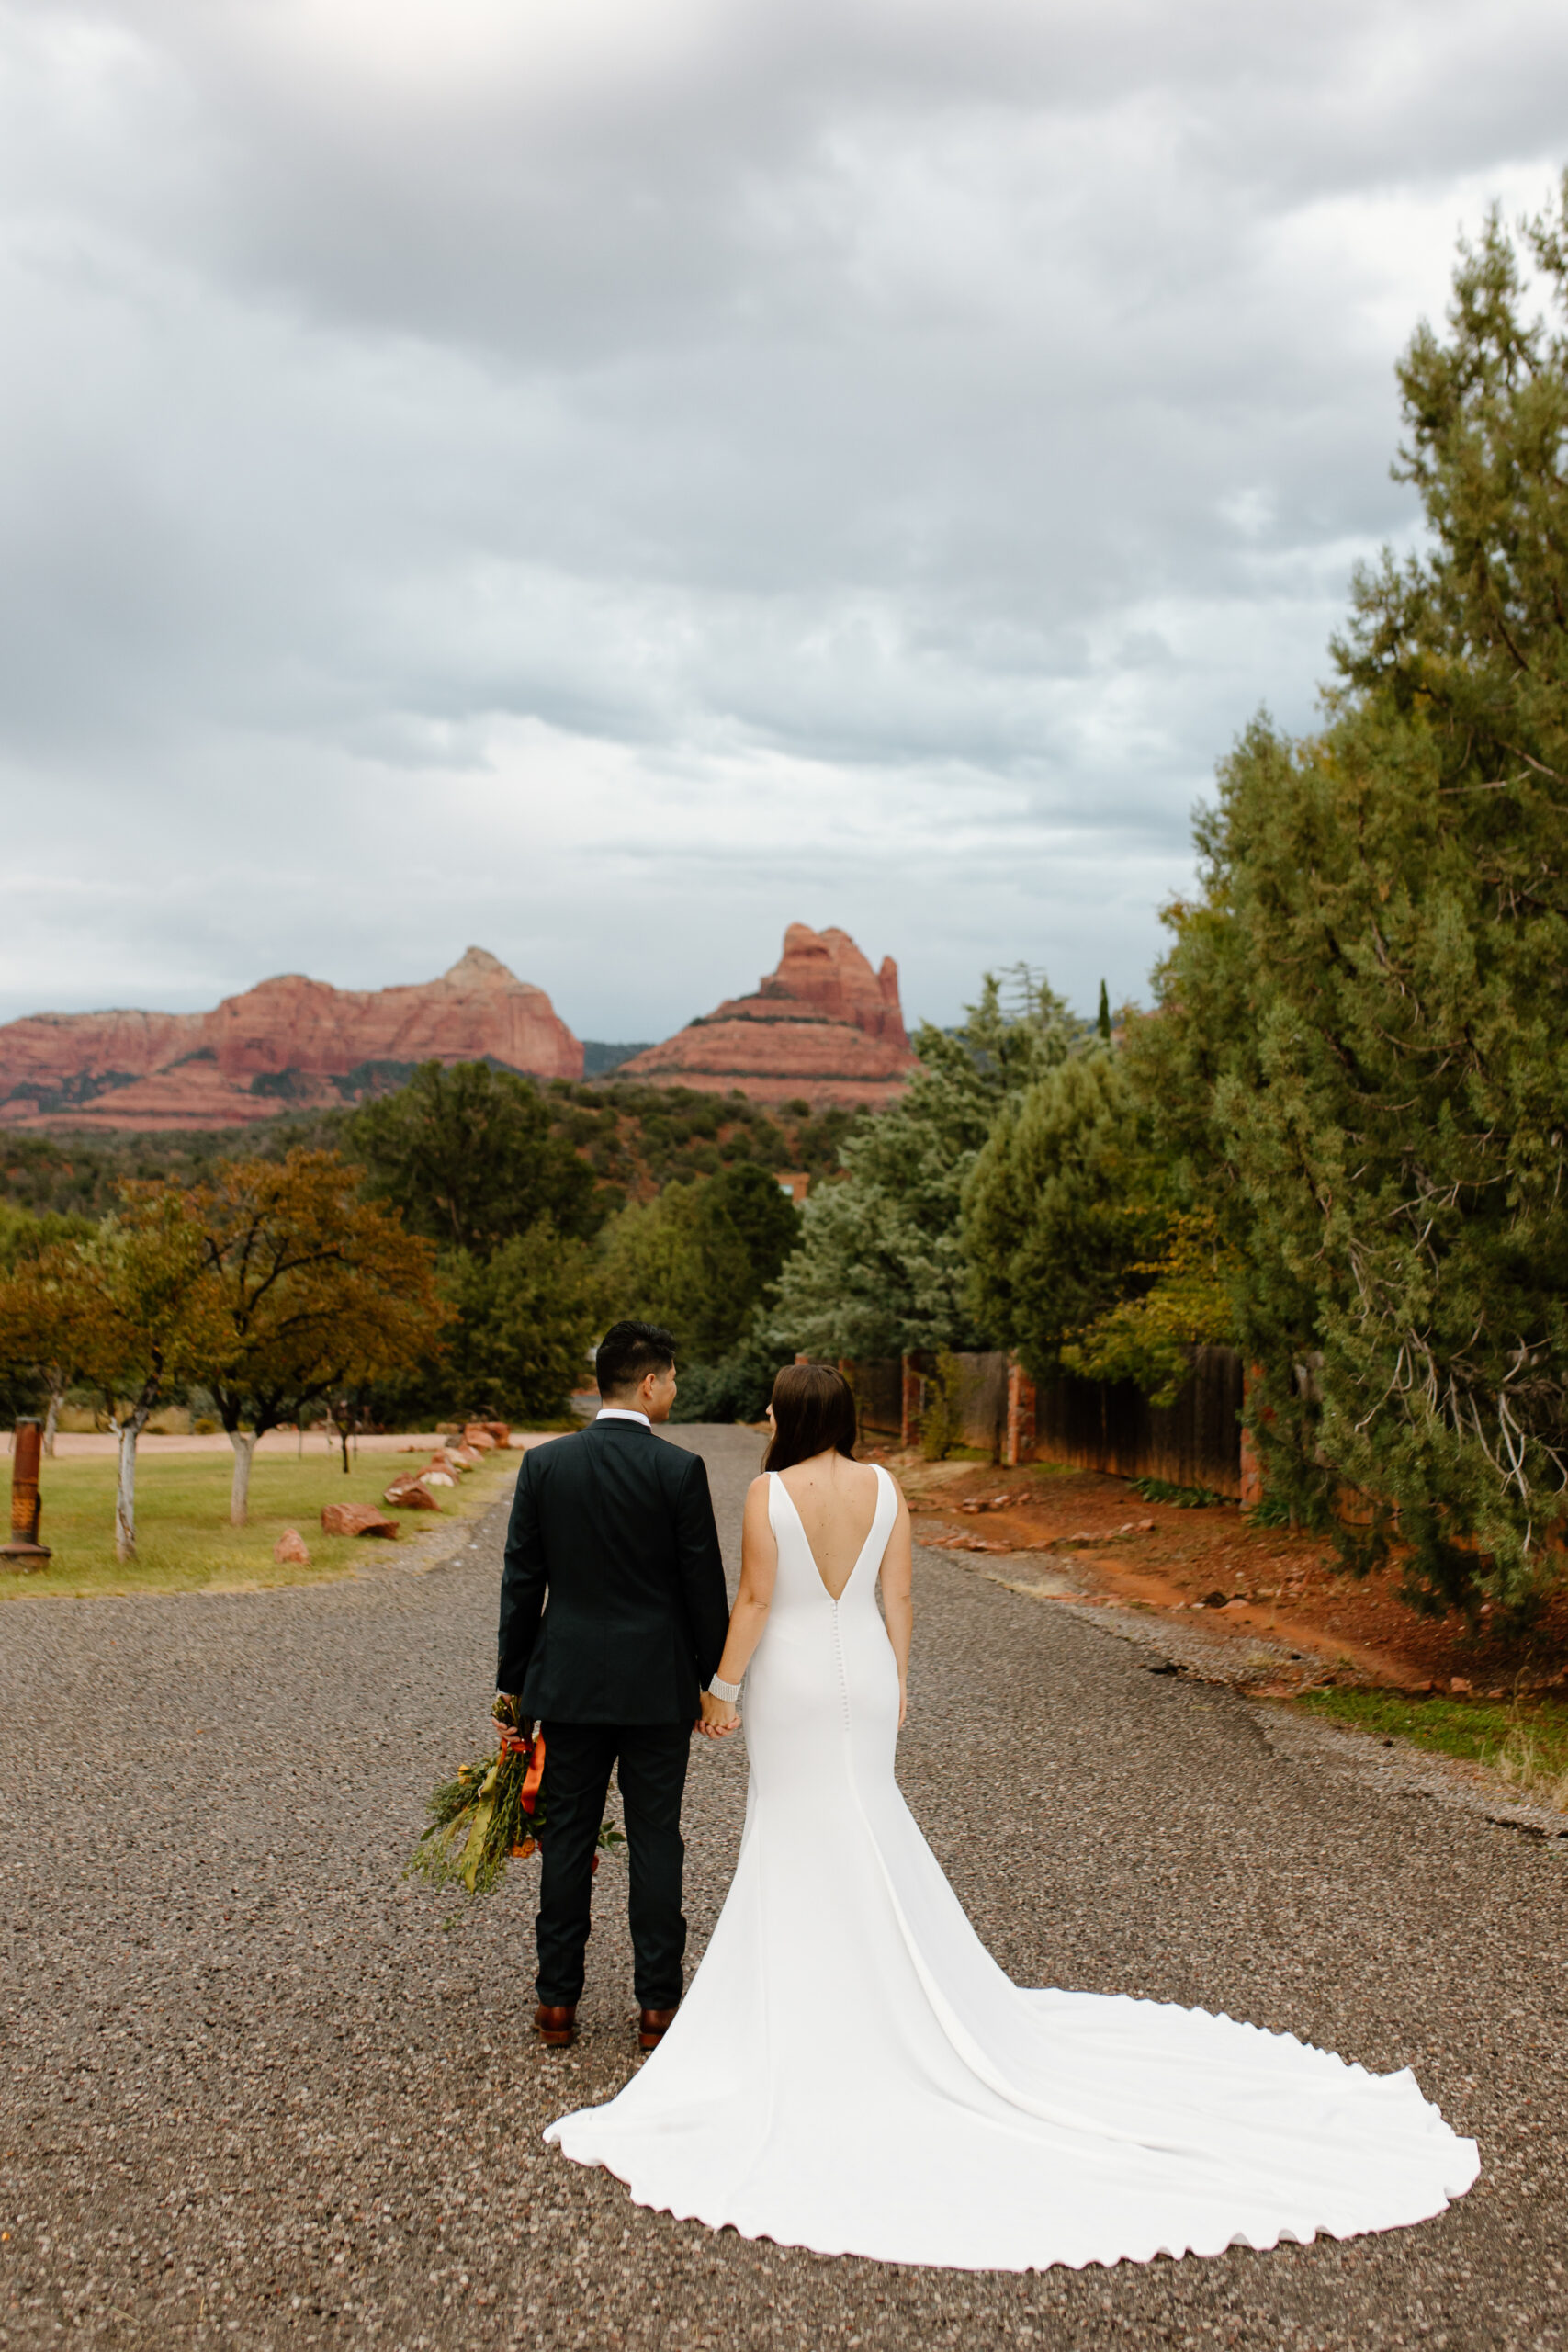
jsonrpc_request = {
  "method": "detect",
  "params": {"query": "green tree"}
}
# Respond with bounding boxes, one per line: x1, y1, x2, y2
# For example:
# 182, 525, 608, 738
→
1058, 1208, 1239, 1405
705, 1162, 802, 1295
962, 1052, 1171, 1383
184, 1150, 448, 1520
600, 1186, 745, 1363
596, 1161, 802, 1367
1128, 183, 1568, 1616
346, 1060, 603, 1251
0, 1193, 230, 1560
770, 972, 1077, 1360
438, 1221, 601, 1421
0, 1204, 97, 1446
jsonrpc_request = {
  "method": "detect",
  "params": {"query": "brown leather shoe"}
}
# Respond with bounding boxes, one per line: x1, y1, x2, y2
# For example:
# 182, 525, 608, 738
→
638, 2006, 678, 2051
535, 2003, 578, 2048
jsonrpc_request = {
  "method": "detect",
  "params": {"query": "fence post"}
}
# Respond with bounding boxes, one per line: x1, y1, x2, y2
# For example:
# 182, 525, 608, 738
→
900, 1353, 928, 1450
1239, 1362, 1265, 1509
1004, 1356, 1036, 1469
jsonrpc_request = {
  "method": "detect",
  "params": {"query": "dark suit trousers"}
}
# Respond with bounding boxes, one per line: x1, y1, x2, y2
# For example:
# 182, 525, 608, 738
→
536, 1721, 692, 2011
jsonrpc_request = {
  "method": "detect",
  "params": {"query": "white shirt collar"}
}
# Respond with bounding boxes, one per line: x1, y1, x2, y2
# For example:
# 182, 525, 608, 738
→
595, 1407, 650, 1428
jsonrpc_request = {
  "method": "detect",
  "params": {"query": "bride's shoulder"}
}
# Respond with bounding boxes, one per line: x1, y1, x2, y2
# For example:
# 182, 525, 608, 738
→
863, 1458, 909, 1510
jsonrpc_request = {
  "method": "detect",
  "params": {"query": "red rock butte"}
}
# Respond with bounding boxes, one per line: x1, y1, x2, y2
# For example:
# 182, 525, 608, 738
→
0, 948, 582, 1132
615, 924, 916, 1109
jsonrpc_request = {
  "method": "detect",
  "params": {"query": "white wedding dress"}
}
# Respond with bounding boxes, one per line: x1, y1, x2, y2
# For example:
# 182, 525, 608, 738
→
546, 1466, 1478, 2270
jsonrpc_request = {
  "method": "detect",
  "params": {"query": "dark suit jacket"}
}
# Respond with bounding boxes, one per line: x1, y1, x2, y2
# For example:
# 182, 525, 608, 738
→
496, 1419, 729, 1724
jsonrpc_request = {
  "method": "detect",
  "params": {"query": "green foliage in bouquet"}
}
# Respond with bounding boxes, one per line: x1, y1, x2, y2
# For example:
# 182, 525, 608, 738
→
412, 1696, 625, 1896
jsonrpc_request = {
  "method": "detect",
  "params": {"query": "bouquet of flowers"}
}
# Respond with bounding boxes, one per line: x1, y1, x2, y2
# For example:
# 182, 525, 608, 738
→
412, 1695, 625, 1895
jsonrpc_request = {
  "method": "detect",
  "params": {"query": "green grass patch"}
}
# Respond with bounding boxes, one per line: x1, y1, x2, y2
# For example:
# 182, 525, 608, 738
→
1296, 1685, 1568, 1808
2, 1448, 517, 1600
1129, 1476, 1228, 1509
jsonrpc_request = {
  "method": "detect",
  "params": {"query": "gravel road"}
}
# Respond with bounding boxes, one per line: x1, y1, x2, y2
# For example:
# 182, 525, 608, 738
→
3, 1426, 1565, 2352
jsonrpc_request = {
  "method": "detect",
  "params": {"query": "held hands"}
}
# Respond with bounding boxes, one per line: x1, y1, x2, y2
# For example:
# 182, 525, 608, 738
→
697, 1690, 741, 1739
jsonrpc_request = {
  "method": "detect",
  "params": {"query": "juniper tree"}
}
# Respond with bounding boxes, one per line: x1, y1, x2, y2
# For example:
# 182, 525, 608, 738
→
962, 1052, 1171, 1381
1128, 184, 1568, 1616
769, 974, 1077, 1361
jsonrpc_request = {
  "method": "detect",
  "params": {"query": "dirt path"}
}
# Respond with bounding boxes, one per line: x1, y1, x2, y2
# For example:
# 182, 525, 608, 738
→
893, 1452, 1568, 1700
2, 1426, 1565, 2350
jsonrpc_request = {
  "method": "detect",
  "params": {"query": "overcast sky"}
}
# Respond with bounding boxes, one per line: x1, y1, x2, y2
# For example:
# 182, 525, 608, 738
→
0, 0, 1563, 1044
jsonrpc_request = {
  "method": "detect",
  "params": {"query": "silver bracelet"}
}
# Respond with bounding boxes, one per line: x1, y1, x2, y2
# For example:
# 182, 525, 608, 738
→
708, 1673, 742, 1703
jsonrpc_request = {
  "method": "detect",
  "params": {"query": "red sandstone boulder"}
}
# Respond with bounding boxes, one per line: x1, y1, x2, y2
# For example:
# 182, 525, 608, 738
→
615, 924, 915, 1110
321, 1503, 398, 1539
461, 1427, 497, 1453
384, 1476, 441, 1510
273, 1528, 311, 1566
482, 1421, 511, 1446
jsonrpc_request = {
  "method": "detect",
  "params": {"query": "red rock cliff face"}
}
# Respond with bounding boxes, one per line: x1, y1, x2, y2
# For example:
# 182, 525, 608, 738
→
615, 925, 916, 1108
0, 948, 582, 1131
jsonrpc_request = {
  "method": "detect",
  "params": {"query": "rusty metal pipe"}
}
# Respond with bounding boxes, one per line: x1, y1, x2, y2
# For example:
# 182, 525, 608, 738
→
3, 1417, 52, 1569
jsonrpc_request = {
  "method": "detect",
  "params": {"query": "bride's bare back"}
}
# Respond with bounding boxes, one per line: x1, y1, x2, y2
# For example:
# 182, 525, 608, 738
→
776, 1453, 883, 1600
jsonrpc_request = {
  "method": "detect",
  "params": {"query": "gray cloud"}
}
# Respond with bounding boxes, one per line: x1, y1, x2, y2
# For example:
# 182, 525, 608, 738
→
0, 0, 1564, 1038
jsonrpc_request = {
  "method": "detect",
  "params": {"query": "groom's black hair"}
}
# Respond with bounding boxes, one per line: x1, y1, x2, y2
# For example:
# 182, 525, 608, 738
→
595, 1319, 678, 1400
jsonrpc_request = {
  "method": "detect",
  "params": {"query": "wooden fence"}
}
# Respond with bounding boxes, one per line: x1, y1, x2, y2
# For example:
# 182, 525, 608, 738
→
1030, 1346, 1244, 1498
843, 1355, 903, 1440
837, 1343, 1245, 1498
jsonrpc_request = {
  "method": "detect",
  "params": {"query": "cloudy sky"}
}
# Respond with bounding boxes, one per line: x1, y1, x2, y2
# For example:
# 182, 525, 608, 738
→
1, 0, 1563, 1044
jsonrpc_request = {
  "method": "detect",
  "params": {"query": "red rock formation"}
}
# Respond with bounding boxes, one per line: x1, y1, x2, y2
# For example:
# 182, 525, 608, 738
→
0, 948, 582, 1131
321, 1503, 399, 1539
616, 924, 916, 1109
383, 1476, 441, 1510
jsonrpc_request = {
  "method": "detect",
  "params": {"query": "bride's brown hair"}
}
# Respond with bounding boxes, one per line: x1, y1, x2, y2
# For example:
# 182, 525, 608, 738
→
763, 1363, 858, 1472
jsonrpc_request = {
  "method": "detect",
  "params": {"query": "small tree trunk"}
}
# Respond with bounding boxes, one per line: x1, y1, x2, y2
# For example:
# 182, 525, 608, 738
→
228, 1430, 257, 1526
114, 1408, 150, 1562
42, 1386, 63, 1457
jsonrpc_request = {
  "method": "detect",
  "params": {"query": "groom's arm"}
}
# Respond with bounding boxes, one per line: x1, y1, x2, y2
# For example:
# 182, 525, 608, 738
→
673, 1452, 730, 1683
496, 1452, 547, 1696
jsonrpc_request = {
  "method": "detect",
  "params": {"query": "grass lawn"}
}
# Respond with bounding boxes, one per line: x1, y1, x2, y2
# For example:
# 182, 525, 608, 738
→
1296, 1685, 1568, 1810
2, 1448, 519, 1600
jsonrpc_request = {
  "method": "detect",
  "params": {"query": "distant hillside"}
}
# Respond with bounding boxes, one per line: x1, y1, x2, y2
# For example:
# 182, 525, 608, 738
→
581, 1041, 655, 1078
0, 948, 581, 1131
0, 1074, 860, 1221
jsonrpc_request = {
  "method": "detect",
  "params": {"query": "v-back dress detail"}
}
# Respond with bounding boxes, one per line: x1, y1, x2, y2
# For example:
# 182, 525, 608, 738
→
544, 1466, 1478, 2271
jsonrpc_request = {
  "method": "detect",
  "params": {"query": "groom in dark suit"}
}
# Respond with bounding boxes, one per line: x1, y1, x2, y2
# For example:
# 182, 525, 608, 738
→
497, 1320, 731, 2052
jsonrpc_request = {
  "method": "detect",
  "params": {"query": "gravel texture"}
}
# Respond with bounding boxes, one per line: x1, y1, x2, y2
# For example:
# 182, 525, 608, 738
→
3, 1425, 1566, 2352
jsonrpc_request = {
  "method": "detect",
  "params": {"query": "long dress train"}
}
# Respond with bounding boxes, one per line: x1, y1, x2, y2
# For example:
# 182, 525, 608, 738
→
546, 1466, 1478, 2271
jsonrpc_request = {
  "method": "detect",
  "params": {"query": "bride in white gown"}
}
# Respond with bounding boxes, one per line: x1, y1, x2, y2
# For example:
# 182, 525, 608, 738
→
546, 1365, 1478, 2272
